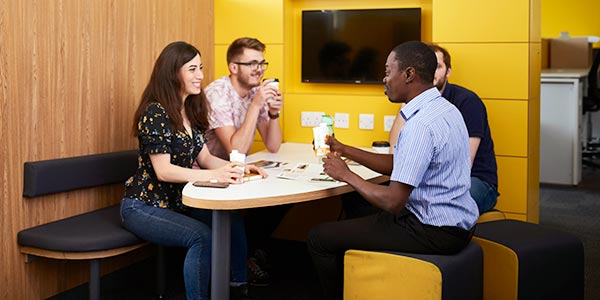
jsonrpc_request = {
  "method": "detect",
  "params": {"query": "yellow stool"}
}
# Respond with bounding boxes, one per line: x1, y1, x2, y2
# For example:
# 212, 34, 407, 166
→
344, 242, 482, 300
477, 209, 506, 224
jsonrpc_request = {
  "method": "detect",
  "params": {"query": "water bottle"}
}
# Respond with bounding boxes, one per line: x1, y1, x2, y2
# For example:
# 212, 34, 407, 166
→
321, 114, 334, 137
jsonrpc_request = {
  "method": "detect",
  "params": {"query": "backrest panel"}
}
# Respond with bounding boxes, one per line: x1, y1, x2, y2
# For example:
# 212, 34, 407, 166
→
23, 150, 138, 197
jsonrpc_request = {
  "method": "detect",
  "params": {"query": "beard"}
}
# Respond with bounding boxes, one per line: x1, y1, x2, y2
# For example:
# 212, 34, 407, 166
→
434, 76, 448, 92
238, 71, 262, 90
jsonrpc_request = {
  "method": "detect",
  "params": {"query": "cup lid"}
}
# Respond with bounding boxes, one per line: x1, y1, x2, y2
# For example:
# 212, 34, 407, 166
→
372, 141, 390, 147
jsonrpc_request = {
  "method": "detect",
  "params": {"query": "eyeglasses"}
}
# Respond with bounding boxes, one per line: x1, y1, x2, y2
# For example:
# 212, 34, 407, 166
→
233, 61, 269, 71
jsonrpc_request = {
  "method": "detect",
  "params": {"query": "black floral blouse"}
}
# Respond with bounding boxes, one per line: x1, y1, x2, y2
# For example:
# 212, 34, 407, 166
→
124, 102, 205, 211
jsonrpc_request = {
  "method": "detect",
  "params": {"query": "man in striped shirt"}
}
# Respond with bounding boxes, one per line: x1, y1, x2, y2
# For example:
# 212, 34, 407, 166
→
307, 41, 479, 300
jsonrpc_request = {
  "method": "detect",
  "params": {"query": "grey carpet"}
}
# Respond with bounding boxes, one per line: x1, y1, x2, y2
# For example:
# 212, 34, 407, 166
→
540, 165, 600, 300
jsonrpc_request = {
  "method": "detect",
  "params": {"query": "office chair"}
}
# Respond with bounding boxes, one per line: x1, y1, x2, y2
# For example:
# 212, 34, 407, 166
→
582, 48, 600, 168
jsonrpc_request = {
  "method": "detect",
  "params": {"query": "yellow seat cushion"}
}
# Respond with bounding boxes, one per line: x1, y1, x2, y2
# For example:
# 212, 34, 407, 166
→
344, 250, 442, 300
471, 237, 519, 300
477, 210, 506, 223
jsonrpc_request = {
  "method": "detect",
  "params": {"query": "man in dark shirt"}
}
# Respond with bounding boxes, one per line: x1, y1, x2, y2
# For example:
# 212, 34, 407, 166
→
389, 43, 499, 214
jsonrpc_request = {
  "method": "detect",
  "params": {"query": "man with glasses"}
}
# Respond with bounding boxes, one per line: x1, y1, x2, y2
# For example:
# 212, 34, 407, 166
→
205, 37, 282, 160
205, 37, 283, 289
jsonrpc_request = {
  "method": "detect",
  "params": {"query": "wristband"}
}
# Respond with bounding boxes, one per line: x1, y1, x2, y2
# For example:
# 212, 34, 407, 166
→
268, 111, 280, 119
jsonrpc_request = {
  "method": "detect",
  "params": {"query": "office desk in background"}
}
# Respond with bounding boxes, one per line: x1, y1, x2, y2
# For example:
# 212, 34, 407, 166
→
182, 143, 387, 299
540, 68, 588, 185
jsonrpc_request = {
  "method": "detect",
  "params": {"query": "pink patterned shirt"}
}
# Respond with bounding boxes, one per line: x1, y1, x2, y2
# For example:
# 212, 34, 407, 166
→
204, 75, 269, 160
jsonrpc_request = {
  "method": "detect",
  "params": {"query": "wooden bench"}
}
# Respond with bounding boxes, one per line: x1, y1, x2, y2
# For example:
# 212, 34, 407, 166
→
17, 150, 164, 300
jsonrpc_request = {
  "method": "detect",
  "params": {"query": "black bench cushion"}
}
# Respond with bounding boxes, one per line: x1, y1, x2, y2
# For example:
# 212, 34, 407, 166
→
23, 150, 138, 197
475, 220, 584, 300
386, 242, 483, 300
17, 205, 143, 252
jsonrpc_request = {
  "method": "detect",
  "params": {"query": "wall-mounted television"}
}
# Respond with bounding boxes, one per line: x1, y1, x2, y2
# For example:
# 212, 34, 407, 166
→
302, 8, 421, 84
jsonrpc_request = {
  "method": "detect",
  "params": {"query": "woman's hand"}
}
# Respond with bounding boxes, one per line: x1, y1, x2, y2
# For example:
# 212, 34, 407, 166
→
245, 164, 268, 179
209, 162, 245, 184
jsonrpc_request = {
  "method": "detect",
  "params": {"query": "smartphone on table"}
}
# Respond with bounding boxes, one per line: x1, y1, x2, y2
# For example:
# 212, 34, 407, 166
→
192, 181, 230, 188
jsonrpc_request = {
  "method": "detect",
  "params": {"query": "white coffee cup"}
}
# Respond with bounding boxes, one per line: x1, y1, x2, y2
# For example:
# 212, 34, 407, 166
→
265, 78, 279, 103
372, 141, 390, 154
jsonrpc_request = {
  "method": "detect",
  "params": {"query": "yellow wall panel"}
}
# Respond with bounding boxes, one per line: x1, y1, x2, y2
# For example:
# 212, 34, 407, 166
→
530, 0, 541, 42
527, 43, 541, 223
484, 99, 528, 157
431, 0, 540, 221
433, 0, 530, 42
440, 43, 530, 100
214, 0, 284, 44
495, 156, 528, 214
213, 45, 229, 79
264, 45, 285, 85
541, 0, 600, 47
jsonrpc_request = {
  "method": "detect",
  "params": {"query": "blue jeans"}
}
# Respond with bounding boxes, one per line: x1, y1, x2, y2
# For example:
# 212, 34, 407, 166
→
470, 177, 499, 214
120, 197, 248, 300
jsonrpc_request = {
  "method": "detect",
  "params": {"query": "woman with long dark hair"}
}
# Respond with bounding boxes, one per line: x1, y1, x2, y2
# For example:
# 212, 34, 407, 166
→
121, 41, 264, 300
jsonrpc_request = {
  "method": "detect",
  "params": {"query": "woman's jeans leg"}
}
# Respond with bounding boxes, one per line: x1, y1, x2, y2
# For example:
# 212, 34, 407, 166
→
184, 207, 249, 284
470, 176, 499, 214
120, 198, 211, 300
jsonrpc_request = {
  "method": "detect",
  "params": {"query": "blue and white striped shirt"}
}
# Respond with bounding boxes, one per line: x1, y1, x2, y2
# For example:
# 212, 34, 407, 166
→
391, 87, 479, 230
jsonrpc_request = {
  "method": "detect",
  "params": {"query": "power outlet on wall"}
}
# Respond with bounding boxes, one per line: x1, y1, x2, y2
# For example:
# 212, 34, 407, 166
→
383, 115, 396, 132
358, 114, 374, 130
301, 111, 325, 127
334, 113, 350, 129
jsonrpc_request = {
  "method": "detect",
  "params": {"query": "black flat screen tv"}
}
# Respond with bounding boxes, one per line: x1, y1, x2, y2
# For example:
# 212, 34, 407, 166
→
302, 8, 421, 84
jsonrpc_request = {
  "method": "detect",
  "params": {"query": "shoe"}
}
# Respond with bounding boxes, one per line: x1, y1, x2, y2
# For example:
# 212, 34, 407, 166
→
251, 249, 271, 270
247, 256, 271, 286
230, 284, 253, 300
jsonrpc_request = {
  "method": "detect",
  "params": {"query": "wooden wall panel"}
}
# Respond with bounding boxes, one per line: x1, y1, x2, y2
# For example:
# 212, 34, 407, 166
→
0, 0, 213, 299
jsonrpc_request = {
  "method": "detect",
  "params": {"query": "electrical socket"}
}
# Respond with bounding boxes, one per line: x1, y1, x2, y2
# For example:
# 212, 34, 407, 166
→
334, 113, 349, 129
301, 111, 325, 127
383, 115, 396, 132
358, 114, 374, 130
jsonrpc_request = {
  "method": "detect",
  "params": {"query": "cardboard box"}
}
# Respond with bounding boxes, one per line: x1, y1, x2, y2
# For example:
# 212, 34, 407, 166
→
550, 37, 593, 69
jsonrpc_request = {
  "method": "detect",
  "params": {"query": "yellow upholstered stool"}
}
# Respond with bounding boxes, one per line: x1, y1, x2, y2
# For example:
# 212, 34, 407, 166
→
473, 220, 583, 300
344, 242, 482, 300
